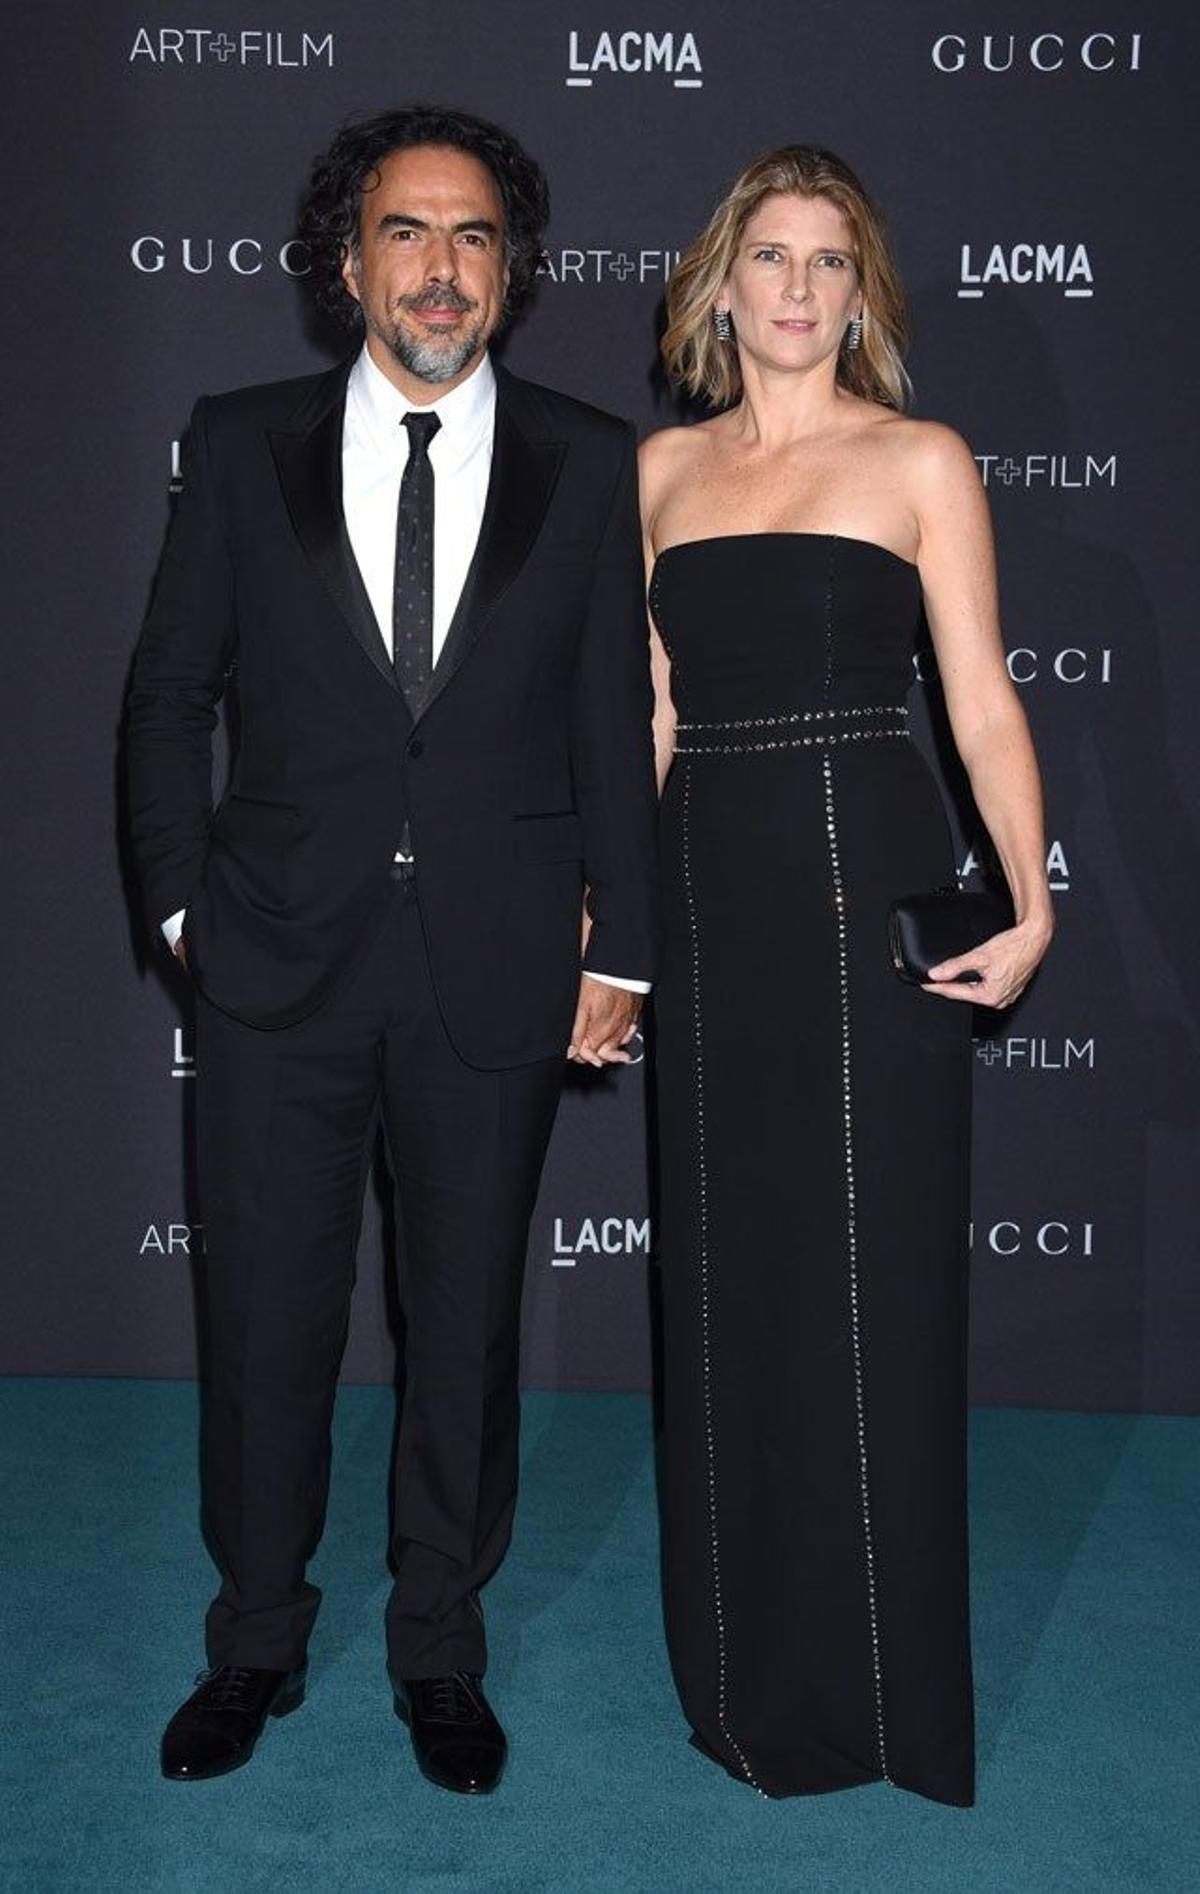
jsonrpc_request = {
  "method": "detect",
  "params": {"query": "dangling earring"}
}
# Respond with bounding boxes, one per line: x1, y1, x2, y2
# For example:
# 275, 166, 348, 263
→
713, 307, 732, 342
846, 313, 863, 352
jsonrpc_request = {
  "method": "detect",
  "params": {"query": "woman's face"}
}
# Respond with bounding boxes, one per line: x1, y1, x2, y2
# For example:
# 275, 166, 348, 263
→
719, 191, 862, 384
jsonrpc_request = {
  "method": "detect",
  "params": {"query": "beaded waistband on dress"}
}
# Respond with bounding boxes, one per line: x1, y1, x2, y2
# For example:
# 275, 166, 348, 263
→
673, 703, 909, 756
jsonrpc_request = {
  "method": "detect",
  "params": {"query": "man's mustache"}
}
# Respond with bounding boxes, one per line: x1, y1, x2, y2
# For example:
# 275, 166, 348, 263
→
399, 287, 478, 315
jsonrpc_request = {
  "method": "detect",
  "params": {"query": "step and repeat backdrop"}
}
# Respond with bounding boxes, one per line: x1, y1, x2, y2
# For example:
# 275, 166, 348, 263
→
4, 3, 1196, 1410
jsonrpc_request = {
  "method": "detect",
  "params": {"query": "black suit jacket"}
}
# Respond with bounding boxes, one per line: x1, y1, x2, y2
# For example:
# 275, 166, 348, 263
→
127, 358, 659, 1065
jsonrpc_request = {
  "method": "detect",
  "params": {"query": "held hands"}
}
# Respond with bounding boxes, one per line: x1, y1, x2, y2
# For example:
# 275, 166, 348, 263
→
571, 895, 643, 1066
924, 915, 1054, 1010
568, 977, 642, 1067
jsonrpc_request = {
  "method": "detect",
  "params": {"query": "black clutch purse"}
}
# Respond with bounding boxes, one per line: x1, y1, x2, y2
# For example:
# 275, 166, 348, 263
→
887, 884, 1015, 985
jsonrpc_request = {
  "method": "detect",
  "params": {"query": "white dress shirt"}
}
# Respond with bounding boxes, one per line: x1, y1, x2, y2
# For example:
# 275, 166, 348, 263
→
343, 342, 494, 666
163, 345, 646, 995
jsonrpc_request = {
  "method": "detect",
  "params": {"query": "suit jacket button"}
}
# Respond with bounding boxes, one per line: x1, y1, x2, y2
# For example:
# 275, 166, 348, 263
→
408, 738, 424, 758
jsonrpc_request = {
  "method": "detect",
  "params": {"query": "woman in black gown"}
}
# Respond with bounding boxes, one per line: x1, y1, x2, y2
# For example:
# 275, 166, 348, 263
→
641, 148, 1053, 1805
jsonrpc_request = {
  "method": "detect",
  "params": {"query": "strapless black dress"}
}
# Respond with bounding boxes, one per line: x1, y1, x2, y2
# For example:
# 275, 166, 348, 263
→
651, 534, 974, 1806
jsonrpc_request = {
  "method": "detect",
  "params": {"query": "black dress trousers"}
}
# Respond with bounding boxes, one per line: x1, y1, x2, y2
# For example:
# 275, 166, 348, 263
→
195, 877, 563, 1680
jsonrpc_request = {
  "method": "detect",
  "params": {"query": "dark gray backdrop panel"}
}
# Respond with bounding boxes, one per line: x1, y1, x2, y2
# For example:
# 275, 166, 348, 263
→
2, 2, 1196, 1410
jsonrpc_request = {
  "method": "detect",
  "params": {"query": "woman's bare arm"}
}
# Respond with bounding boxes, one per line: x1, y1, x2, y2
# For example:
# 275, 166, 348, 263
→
910, 424, 1054, 1007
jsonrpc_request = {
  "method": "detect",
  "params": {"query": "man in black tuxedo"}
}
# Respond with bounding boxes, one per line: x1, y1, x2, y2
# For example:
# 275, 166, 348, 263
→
127, 105, 658, 1793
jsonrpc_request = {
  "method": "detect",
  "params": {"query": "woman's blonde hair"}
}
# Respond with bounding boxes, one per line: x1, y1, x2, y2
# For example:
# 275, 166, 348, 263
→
662, 146, 911, 412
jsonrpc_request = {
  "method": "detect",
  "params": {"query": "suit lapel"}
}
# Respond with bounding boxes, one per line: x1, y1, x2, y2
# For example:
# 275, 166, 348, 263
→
268, 363, 400, 696
415, 370, 565, 723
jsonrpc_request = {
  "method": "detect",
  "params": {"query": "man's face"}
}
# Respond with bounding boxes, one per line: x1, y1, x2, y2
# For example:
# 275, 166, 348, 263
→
341, 144, 510, 391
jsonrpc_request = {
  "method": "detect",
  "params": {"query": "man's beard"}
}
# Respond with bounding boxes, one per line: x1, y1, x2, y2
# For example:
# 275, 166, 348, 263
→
369, 291, 487, 384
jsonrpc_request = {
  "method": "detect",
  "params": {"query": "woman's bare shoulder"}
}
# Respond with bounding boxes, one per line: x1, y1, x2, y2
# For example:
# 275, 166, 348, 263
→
639, 422, 717, 472
879, 413, 977, 476
639, 422, 717, 511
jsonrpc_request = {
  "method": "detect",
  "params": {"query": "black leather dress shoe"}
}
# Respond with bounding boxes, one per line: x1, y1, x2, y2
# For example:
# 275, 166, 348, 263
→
160, 1664, 306, 1781
395, 1672, 507, 1793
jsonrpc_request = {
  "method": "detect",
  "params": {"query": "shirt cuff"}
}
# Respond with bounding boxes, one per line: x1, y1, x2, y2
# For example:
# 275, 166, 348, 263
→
586, 971, 651, 995
161, 909, 186, 951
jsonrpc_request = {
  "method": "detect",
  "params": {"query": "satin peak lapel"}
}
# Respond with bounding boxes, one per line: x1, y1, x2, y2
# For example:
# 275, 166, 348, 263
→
269, 384, 397, 693
416, 391, 565, 722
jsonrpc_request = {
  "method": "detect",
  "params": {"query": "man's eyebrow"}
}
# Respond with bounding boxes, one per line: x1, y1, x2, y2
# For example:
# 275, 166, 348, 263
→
375, 213, 501, 237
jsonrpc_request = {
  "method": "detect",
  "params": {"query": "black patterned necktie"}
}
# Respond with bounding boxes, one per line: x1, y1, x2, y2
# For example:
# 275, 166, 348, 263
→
392, 410, 441, 703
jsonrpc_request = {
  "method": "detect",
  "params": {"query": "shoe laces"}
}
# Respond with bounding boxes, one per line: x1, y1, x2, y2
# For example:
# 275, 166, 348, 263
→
192, 1665, 264, 1712
416, 1672, 483, 1724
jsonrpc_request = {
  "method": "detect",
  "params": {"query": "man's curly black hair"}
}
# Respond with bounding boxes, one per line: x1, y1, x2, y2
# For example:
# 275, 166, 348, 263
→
299, 104, 550, 330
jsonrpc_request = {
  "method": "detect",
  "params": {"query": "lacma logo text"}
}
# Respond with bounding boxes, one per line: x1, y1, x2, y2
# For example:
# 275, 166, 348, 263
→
565, 30, 702, 87
551, 1216, 652, 1267
959, 243, 1094, 299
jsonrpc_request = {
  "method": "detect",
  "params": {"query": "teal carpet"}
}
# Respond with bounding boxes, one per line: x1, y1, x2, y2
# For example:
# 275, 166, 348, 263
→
0, 1383, 1196, 1893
